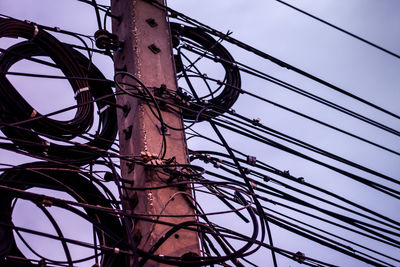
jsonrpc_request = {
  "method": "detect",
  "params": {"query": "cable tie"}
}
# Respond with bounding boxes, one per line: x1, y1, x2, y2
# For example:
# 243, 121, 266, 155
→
30, 109, 37, 118
113, 247, 120, 254
33, 25, 39, 38
252, 118, 261, 125
74, 87, 90, 98
98, 105, 110, 114
293, 251, 305, 263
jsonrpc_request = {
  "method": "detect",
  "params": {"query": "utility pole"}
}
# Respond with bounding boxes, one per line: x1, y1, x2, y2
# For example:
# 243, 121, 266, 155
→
111, 0, 200, 265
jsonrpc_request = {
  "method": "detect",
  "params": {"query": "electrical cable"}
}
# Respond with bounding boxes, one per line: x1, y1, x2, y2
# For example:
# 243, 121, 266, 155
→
0, 38, 117, 164
1, 4, 399, 267
170, 22, 241, 121
161, 5, 400, 120
191, 150, 400, 230
180, 39, 400, 138
0, 162, 130, 266
275, 0, 400, 60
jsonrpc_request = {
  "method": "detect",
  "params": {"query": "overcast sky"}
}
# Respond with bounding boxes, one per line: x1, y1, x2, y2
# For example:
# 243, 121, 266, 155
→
1, 0, 399, 266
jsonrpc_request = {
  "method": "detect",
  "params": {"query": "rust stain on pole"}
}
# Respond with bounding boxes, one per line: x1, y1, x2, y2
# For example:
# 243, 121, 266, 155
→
111, 0, 200, 265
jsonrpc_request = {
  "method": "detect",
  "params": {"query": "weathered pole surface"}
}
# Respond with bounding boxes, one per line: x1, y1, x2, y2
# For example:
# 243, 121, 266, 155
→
111, 0, 200, 265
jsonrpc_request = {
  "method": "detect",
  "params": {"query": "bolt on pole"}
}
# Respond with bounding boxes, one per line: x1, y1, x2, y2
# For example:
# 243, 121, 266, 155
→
111, 0, 200, 265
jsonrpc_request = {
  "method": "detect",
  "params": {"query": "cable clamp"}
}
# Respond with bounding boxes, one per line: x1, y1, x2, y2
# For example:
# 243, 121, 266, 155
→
74, 87, 90, 98
252, 118, 261, 125
297, 177, 305, 184
94, 29, 122, 51
293, 251, 305, 263
113, 247, 120, 254
263, 175, 271, 182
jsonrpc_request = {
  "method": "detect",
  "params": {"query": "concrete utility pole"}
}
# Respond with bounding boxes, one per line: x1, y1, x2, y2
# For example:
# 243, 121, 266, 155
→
111, 0, 200, 265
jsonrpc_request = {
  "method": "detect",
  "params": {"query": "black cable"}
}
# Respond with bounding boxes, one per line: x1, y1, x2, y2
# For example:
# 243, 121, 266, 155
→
91, 0, 103, 30
204, 169, 400, 250
220, 112, 400, 184
0, 162, 130, 266
275, 0, 400, 60
210, 119, 400, 199
181, 40, 400, 137
208, 121, 276, 267
0, 37, 117, 164
1, 6, 398, 267
0, 18, 94, 138
114, 71, 168, 159
182, 69, 400, 155
191, 150, 400, 230
262, 205, 400, 264
216, 159, 400, 237
164, 8, 400, 120
171, 22, 241, 121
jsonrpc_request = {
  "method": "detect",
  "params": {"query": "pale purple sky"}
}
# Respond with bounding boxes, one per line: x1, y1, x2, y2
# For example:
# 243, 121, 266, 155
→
1, 0, 399, 266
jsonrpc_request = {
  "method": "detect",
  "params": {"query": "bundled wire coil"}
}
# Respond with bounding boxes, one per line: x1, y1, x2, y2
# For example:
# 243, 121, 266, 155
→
0, 21, 117, 164
0, 17, 94, 137
170, 22, 241, 121
0, 162, 129, 266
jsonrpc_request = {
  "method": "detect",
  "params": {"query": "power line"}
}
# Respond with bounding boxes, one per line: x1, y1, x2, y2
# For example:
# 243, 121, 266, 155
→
158, 2, 400, 120
275, 0, 400, 60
